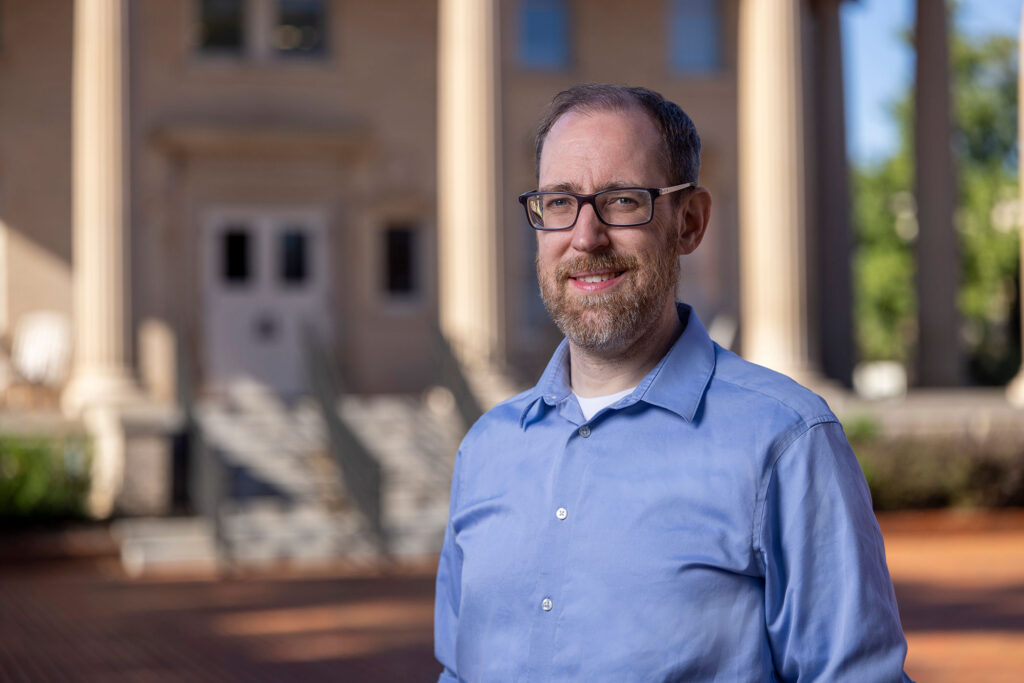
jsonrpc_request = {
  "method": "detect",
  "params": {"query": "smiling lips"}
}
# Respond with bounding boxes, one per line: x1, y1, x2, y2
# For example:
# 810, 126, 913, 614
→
569, 269, 627, 291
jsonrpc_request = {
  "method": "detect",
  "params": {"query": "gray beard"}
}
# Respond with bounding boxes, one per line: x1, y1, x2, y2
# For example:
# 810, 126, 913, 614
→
538, 248, 679, 353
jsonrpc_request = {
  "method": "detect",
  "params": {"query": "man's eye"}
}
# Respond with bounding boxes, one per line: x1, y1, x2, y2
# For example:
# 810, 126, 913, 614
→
604, 193, 642, 209
545, 197, 572, 210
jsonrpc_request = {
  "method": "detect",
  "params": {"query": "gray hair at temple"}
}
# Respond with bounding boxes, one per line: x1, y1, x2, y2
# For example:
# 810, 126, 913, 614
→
534, 83, 702, 188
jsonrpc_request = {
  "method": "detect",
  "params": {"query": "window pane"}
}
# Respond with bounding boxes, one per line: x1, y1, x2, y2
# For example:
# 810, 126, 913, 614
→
279, 230, 309, 284
518, 0, 569, 70
222, 228, 252, 284
276, 0, 327, 57
384, 227, 416, 295
199, 0, 245, 54
669, 0, 723, 74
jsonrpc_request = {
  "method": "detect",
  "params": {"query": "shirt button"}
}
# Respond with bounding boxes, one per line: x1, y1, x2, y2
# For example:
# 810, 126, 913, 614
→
578, 425, 591, 438
541, 597, 553, 611
556, 507, 568, 520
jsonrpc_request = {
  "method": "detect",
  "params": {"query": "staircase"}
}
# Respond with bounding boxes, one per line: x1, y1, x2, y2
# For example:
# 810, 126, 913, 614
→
114, 379, 462, 574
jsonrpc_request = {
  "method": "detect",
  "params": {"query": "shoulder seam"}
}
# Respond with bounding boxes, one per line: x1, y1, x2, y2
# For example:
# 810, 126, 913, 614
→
715, 374, 833, 424
750, 417, 840, 570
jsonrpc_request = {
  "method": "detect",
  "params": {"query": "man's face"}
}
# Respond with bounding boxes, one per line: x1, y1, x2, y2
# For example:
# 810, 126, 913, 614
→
536, 107, 682, 353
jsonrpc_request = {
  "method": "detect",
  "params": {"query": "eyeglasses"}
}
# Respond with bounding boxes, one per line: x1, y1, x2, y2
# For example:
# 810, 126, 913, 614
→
518, 182, 694, 231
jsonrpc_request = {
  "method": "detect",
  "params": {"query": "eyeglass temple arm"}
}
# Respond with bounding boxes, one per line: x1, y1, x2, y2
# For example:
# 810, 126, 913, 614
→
654, 182, 694, 197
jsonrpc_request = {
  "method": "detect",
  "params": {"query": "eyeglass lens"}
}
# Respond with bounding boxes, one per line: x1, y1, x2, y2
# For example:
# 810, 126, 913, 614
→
527, 189, 653, 229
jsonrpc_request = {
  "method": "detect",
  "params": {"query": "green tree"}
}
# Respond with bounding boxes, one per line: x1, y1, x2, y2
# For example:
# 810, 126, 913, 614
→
853, 26, 1020, 383
953, 33, 1021, 383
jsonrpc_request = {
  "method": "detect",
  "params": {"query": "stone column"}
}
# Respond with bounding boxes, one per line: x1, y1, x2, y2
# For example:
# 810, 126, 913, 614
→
1007, 11, 1024, 406
913, 0, 962, 386
437, 0, 503, 364
812, 0, 854, 386
738, 0, 815, 382
62, 0, 139, 416
63, 0, 143, 519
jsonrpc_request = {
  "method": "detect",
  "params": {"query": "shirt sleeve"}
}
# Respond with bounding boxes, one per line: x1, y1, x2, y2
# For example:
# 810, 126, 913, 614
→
758, 420, 913, 682
434, 448, 464, 682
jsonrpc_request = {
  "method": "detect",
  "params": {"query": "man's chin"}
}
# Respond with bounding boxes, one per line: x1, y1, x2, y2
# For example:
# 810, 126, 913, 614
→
553, 307, 635, 352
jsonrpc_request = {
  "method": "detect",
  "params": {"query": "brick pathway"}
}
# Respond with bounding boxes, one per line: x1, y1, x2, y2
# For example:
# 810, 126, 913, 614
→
0, 560, 439, 682
879, 509, 1024, 683
1, 510, 1022, 681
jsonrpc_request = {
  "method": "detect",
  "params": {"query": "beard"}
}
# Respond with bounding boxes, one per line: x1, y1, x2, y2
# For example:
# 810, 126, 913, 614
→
537, 239, 679, 353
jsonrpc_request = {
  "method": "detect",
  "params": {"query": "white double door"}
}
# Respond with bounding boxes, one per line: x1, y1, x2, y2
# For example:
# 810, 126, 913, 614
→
202, 207, 332, 397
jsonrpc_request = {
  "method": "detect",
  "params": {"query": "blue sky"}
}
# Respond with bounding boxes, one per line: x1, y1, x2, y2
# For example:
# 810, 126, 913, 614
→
842, 0, 1020, 166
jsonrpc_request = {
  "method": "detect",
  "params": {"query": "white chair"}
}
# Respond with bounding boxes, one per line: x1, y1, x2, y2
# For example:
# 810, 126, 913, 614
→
10, 310, 72, 387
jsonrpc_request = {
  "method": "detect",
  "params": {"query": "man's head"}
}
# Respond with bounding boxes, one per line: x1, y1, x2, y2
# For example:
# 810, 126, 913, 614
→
531, 84, 711, 355
535, 84, 703, 189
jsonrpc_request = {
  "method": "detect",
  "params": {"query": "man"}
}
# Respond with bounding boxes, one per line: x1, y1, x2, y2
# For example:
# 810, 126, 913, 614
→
435, 84, 911, 681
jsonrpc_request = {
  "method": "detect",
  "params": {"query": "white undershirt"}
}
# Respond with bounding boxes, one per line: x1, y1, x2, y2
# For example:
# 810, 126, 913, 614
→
573, 385, 637, 421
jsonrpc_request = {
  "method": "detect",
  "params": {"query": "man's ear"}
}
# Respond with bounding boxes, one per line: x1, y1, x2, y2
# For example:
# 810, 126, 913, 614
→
675, 187, 712, 255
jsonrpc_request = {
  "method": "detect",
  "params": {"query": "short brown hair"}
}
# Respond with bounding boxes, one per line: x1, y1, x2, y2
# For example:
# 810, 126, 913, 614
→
534, 83, 702, 186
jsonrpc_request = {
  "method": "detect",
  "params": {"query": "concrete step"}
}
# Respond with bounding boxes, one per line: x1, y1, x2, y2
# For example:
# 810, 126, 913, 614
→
111, 517, 219, 577
171, 390, 462, 572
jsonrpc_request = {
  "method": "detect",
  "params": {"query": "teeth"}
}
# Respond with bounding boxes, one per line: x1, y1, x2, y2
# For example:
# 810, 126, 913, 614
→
577, 272, 617, 283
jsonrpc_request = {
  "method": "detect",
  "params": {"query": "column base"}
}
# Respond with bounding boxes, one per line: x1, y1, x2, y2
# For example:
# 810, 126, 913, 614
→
81, 401, 184, 519
61, 365, 142, 418
1007, 369, 1024, 407
81, 405, 125, 519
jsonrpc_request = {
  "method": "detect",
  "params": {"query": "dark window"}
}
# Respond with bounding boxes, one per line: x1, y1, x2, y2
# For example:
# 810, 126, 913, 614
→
518, 0, 569, 70
198, 0, 245, 54
275, 0, 327, 57
669, 0, 722, 73
279, 229, 309, 284
222, 228, 252, 284
384, 226, 417, 296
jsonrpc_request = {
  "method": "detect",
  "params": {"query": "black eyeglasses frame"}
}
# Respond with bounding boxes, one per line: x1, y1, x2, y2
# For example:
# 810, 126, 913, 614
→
517, 182, 694, 231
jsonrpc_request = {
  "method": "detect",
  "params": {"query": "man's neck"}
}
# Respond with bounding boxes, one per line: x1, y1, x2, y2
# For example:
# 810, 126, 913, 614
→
569, 302, 684, 397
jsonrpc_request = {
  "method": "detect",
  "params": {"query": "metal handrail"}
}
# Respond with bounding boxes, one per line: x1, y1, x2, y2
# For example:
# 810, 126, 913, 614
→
179, 331, 231, 570
302, 325, 387, 555
433, 321, 483, 429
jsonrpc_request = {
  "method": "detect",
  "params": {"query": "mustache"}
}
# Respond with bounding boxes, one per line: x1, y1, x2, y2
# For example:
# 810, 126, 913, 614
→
553, 253, 639, 281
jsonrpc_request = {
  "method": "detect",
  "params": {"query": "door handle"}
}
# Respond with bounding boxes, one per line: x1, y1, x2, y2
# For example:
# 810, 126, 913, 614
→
253, 313, 278, 342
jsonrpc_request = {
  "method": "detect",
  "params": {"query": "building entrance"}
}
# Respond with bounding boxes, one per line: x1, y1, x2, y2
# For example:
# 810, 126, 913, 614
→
202, 207, 331, 396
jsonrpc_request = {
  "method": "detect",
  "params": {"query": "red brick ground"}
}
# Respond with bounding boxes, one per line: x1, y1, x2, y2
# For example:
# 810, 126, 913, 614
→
879, 509, 1024, 683
1, 510, 1022, 681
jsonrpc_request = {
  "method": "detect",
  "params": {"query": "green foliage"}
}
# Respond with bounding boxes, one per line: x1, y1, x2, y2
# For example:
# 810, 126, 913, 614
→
0, 436, 91, 521
852, 27, 1021, 382
853, 165, 915, 362
842, 413, 882, 442
953, 32, 1022, 383
952, 34, 1019, 173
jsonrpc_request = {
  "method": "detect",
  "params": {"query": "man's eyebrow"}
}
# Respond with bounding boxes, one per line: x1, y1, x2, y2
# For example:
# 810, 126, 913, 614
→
537, 180, 638, 193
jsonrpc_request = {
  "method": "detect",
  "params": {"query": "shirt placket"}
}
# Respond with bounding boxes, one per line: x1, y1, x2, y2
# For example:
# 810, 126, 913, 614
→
523, 412, 593, 681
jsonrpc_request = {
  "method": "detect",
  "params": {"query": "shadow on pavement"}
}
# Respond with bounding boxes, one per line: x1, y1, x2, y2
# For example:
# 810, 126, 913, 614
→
894, 579, 1024, 632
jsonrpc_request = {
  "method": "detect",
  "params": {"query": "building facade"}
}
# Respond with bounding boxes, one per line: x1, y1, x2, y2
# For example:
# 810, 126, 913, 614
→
3, 0, 1014, 514
0, 0, 862, 403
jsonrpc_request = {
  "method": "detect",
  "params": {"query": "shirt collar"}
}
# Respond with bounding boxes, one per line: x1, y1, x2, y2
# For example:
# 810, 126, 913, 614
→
519, 303, 717, 428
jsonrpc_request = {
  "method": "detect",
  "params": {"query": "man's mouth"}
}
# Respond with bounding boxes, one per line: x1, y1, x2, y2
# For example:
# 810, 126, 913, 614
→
551, 255, 637, 293
566, 268, 628, 292
572, 271, 625, 284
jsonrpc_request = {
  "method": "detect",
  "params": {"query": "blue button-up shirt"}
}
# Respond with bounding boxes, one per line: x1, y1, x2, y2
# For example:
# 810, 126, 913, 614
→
435, 305, 911, 682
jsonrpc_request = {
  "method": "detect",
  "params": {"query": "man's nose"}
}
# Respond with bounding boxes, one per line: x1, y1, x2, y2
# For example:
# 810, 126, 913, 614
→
570, 203, 611, 252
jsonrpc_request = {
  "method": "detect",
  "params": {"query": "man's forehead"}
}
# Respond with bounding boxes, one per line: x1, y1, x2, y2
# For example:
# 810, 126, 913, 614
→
546, 105, 658, 140
539, 106, 667, 186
